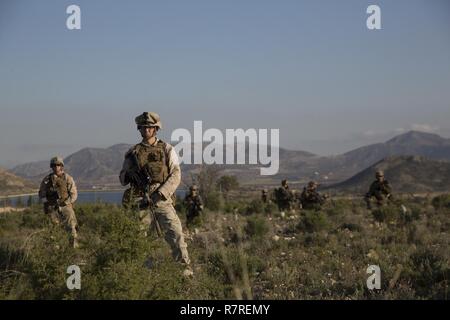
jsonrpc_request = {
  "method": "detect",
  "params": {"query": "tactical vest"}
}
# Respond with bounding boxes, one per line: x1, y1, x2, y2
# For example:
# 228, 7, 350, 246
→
46, 173, 69, 203
132, 140, 169, 185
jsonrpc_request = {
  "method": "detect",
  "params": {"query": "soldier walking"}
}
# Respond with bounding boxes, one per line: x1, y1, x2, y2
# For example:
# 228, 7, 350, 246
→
184, 185, 204, 229
300, 181, 327, 210
119, 112, 193, 277
38, 156, 79, 248
275, 179, 294, 211
261, 189, 269, 203
365, 170, 393, 209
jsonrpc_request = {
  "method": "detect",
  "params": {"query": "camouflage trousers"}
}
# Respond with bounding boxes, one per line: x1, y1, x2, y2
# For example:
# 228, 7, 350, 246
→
365, 193, 390, 209
44, 204, 78, 240
186, 208, 202, 229
137, 200, 191, 266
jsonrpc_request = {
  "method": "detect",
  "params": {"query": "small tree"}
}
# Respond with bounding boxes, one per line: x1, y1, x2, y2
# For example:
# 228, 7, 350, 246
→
192, 165, 223, 209
216, 175, 239, 194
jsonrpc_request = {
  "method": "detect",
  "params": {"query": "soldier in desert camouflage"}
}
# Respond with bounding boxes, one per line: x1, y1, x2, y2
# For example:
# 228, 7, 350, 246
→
38, 156, 79, 248
364, 170, 393, 209
275, 179, 294, 211
261, 189, 269, 203
184, 184, 204, 229
119, 112, 193, 277
300, 181, 327, 210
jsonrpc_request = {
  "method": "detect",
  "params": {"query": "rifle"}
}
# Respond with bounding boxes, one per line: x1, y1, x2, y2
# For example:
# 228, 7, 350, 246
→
129, 152, 163, 237
47, 177, 63, 215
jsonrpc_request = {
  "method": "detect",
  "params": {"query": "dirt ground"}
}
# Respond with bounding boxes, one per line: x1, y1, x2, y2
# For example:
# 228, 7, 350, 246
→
0, 207, 26, 214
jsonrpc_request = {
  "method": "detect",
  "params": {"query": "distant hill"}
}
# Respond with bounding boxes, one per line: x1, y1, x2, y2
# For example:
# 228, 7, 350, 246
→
10, 144, 133, 189
11, 160, 49, 179
328, 131, 450, 178
326, 155, 450, 194
9, 131, 450, 191
0, 168, 37, 196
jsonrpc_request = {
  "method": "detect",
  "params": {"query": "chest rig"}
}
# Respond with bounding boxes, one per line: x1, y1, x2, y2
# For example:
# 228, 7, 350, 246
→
46, 174, 69, 203
133, 140, 169, 185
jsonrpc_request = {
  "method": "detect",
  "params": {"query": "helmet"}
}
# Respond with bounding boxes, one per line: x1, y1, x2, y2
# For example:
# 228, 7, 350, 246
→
375, 170, 384, 178
50, 156, 64, 167
135, 112, 162, 129
190, 185, 199, 191
308, 181, 317, 188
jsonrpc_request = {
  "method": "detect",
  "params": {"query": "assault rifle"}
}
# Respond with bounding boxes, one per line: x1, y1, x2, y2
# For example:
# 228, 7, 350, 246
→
129, 153, 163, 237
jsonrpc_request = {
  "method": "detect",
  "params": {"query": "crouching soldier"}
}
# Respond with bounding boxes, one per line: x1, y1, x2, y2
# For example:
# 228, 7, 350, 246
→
38, 156, 79, 248
365, 170, 393, 209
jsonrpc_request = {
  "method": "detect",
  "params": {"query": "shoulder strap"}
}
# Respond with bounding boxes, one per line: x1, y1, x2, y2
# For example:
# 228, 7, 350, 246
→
157, 139, 171, 168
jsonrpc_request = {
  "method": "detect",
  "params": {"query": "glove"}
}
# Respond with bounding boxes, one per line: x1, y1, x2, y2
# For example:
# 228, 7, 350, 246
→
151, 192, 163, 204
126, 171, 141, 185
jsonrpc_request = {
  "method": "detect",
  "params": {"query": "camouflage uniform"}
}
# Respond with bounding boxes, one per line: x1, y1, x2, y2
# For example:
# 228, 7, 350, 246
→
275, 180, 294, 211
261, 189, 269, 203
38, 157, 79, 248
365, 171, 393, 209
120, 112, 190, 267
184, 185, 204, 228
300, 181, 326, 210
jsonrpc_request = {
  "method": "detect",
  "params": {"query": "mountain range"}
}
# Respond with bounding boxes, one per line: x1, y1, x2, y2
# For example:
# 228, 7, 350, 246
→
6, 130, 450, 193
0, 168, 36, 196
325, 155, 450, 194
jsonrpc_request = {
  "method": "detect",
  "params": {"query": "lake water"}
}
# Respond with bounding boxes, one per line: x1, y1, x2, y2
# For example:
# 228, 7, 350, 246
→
1, 189, 187, 207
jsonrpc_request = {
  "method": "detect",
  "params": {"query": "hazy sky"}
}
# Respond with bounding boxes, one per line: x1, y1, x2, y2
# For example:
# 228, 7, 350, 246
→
1, 0, 450, 167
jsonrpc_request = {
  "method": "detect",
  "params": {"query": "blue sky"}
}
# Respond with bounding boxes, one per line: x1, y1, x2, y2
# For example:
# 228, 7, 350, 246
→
1, 0, 450, 167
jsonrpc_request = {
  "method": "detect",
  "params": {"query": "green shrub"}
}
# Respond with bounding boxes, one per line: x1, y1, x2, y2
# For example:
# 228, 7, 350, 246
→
204, 192, 223, 211
264, 202, 278, 215
371, 205, 399, 223
245, 216, 269, 239
406, 249, 449, 299
431, 194, 450, 210
21, 209, 47, 229
245, 199, 264, 215
298, 211, 329, 233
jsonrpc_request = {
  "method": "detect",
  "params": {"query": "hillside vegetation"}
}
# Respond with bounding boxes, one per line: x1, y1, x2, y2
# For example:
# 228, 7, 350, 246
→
0, 193, 449, 300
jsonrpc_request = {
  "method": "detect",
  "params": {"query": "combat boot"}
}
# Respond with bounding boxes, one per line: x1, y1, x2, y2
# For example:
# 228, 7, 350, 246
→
183, 265, 194, 278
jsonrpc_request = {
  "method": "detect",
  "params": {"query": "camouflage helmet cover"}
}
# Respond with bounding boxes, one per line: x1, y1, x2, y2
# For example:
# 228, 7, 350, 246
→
308, 181, 318, 188
50, 156, 64, 167
135, 112, 162, 129
375, 170, 384, 177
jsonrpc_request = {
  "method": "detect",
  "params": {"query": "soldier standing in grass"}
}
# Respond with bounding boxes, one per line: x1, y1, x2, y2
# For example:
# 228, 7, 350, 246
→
276, 179, 294, 211
300, 181, 327, 210
38, 156, 79, 248
184, 184, 204, 229
364, 170, 393, 209
119, 112, 193, 277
